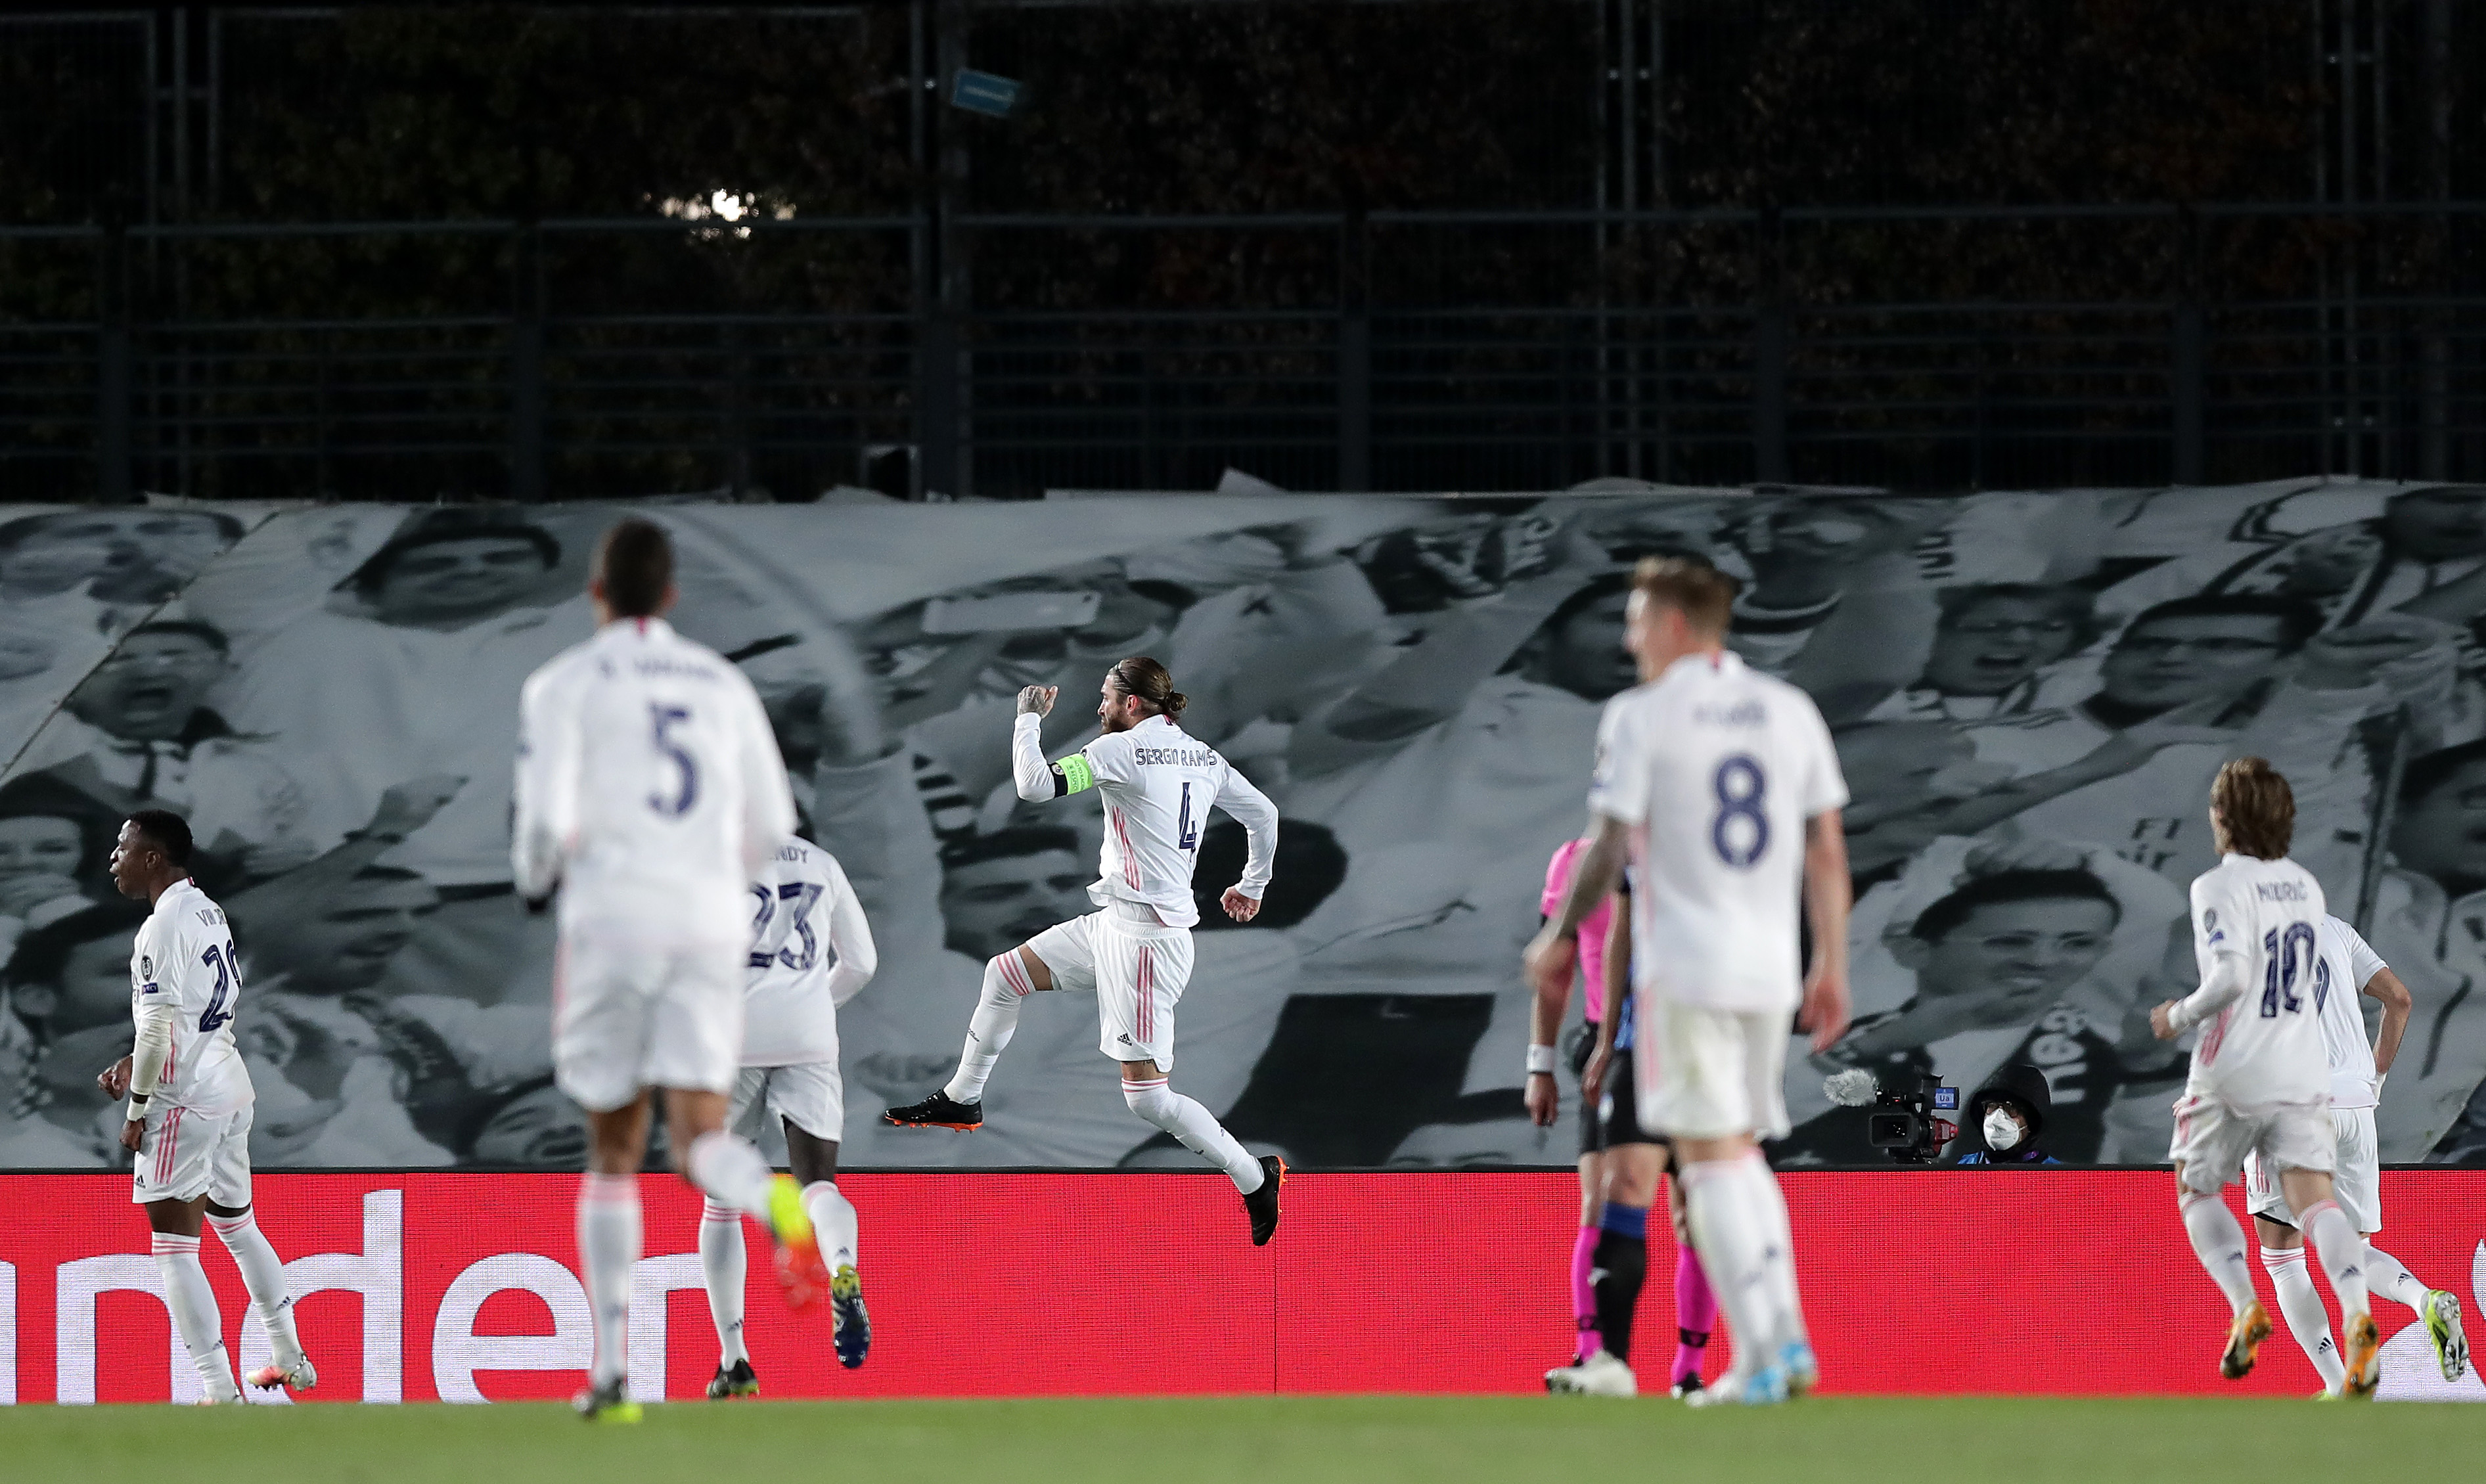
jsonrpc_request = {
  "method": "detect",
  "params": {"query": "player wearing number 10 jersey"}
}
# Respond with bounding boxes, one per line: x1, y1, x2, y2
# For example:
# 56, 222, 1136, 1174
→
2148, 757, 2380, 1396
513, 518, 816, 1424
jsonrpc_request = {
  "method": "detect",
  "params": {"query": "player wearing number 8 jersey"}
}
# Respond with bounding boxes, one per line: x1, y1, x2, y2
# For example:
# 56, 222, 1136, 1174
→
883, 656, 1287, 1244
512, 518, 815, 1424
1526, 558, 1854, 1408
98, 809, 315, 1404
2148, 757, 2381, 1396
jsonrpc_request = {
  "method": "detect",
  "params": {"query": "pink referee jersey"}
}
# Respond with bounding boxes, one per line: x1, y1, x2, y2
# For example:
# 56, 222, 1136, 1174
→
1541, 838, 1616, 1024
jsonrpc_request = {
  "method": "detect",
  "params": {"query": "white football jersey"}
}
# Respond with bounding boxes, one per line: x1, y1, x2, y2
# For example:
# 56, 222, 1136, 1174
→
2183, 854, 2330, 1109
741, 836, 876, 1067
1016, 711, 1278, 928
2312, 914, 2386, 1111
131, 878, 251, 1115
1589, 650, 1849, 1014
513, 616, 796, 945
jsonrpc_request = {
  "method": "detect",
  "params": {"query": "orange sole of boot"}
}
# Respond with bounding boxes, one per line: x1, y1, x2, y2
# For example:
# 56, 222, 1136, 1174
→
2221, 1301, 2273, 1380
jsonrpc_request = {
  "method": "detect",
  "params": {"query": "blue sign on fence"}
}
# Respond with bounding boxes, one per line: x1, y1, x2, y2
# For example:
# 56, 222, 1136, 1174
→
951, 69, 1022, 118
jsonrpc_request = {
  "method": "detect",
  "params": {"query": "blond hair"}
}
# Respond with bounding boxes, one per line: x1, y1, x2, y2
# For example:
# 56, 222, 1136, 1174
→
1630, 555, 1739, 637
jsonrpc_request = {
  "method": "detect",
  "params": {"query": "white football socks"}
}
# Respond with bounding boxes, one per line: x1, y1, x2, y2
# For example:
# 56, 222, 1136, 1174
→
1122, 1077, 1264, 1193
687, 1130, 776, 1218
2179, 1193, 2257, 1315
2301, 1200, 2371, 1321
944, 953, 1031, 1104
804, 1180, 859, 1271
577, 1173, 641, 1389
1678, 1156, 1780, 1375
1741, 1154, 1810, 1349
205, 1209, 305, 1371
153, 1232, 240, 1402
2261, 1246, 2345, 1392
698, 1198, 748, 1368
2364, 1244, 2433, 1311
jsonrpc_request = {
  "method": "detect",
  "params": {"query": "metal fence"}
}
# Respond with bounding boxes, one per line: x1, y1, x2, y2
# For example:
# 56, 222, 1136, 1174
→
3, 204, 2483, 502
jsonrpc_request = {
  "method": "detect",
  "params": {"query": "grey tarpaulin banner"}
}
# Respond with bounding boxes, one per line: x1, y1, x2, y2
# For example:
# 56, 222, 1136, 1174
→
3, 481, 2483, 1171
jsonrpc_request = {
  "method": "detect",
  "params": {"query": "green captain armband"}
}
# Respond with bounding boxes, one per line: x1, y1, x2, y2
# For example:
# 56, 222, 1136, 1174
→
1056, 755, 1097, 795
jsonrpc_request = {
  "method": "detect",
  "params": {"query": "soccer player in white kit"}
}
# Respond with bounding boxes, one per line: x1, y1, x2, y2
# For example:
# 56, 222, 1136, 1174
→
702, 834, 878, 1396
1526, 558, 1855, 1408
2148, 757, 2382, 1396
882, 656, 1287, 1244
512, 518, 820, 1424
94, 809, 315, 1403
2241, 914, 2471, 1393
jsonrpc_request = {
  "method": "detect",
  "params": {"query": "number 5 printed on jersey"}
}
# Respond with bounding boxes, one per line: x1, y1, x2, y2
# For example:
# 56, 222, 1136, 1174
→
648, 704, 697, 817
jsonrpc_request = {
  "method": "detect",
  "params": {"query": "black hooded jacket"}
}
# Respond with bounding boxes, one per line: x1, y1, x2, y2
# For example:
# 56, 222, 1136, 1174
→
1951, 1062, 2061, 1165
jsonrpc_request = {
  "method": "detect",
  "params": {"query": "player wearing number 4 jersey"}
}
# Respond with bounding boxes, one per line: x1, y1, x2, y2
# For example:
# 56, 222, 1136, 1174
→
2150, 758, 2382, 1397
2241, 914, 2471, 1394
96, 809, 314, 1405
514, 518, 817, 1424
1527, 558, 1855, 1408
884, 656, 1286, 1244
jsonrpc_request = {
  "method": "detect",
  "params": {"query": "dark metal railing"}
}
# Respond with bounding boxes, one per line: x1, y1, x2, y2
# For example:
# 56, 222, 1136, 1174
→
2, 204, 2482, 501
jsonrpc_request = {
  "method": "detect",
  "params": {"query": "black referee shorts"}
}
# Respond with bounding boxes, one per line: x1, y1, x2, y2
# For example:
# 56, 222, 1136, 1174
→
1572, 1028, 1664, 1158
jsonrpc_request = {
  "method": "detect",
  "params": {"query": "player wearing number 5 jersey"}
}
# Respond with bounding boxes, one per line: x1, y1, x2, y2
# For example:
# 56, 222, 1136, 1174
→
97, 809, 314, 1404
2149, 758, 2381, 1396
512, 518, 815, 1424
883, 656, 1288, 1245
1526, 558, 1854, 1408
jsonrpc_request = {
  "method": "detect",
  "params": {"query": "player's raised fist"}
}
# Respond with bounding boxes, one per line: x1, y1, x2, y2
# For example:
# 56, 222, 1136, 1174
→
1221, 886, 1260, 923
1016, 685, 1057, 717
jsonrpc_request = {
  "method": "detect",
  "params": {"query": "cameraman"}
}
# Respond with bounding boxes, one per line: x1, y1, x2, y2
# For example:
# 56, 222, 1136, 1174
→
1950, 1063, 2062, 1165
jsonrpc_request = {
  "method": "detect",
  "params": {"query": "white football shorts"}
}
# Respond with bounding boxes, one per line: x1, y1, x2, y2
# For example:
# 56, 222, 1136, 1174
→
2169, 1092, 2335, 1199
1024, 909, 1193, 1070
729, 1062, 845, 1145
132, 1099, 254, 1207
1635, 997, 1792, 1142
553, 933, 743, 1112
2246, 1105, 2381, 1232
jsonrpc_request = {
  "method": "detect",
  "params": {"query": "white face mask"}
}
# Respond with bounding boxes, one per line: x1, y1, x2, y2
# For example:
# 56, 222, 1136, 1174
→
1983, 1108, 2026, 1151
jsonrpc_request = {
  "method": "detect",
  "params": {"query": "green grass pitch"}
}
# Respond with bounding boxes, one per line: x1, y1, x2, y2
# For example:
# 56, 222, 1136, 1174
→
2, 1394, 2473, 1483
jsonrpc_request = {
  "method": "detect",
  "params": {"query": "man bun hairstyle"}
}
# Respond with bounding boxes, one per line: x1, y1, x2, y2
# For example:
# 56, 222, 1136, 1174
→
124, 808, 194, 868
595, 517, 674, 619
2211, 755, 2294, 860
1630, 555, 1739, 637
1110, 656, 1187, 718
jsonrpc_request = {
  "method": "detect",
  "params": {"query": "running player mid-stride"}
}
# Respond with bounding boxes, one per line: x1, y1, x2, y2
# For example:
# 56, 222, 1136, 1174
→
883, 657, 1286, 1244
2152, 757, 2382, 1397
514, 517, 821, 1423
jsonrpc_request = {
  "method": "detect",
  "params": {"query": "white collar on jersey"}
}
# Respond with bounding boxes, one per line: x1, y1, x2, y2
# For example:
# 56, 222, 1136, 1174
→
1659, 648, 1743, 683
598, 616, 677, 641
